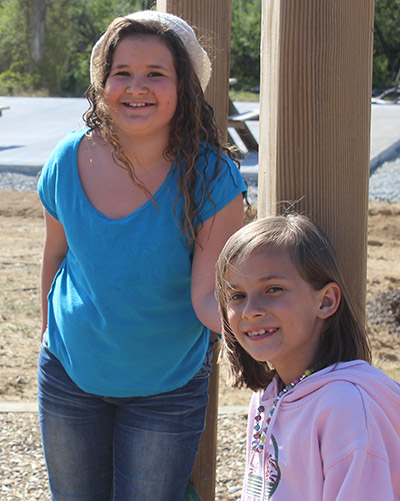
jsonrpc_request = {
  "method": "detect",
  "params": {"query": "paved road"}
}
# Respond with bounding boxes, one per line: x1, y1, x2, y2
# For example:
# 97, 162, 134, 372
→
0, 96, 399, 175
232, 101, 400, 179
0, 97, 87, 172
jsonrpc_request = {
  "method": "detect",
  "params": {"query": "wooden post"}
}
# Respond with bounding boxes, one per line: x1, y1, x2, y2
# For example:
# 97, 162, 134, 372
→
258, 0, 375, 318
157, 2, 233, 500
157, 0, 232, 129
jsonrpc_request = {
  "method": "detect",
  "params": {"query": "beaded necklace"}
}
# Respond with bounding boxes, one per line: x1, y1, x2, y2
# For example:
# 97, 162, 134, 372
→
252, 369, 313, 453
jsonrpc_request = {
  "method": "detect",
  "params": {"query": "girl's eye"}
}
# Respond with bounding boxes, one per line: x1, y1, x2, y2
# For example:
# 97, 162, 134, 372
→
266, 286, 283, 294
114, 71, 130, 77
228, 292, 245, 301
148, 71, 164, 77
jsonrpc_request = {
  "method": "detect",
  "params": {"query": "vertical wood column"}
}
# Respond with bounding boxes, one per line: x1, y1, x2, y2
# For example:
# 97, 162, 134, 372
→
157, 0, 232, 135
258, 0, 375, 318
157, 2, 233, 500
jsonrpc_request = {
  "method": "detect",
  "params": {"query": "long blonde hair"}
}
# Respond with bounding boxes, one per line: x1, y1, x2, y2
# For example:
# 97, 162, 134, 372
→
215, 214, 371, 391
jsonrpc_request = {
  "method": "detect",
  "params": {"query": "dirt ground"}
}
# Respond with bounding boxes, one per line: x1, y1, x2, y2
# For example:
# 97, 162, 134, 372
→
0, 190, 399, 406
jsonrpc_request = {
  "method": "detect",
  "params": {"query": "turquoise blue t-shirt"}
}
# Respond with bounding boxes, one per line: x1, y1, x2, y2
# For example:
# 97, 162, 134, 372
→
38, 127, 246, 397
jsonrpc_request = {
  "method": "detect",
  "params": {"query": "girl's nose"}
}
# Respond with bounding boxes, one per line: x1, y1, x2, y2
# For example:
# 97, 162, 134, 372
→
127, 77, 148, 94
241, 296, 266, 320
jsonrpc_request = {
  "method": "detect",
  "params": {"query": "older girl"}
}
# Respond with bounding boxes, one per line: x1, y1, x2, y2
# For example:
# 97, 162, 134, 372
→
38, 11, 246, 500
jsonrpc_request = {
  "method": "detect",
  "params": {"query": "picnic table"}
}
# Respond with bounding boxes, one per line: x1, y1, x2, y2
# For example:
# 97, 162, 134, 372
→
0, 106, 10, 117
228, 99, 259, 152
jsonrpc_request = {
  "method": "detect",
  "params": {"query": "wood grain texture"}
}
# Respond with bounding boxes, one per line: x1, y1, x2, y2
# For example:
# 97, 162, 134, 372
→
258, 0, 374, 316
158, 0, 232, 134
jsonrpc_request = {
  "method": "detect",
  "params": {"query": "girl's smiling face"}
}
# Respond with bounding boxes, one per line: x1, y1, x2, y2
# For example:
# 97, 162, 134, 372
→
225, 249, 334, 384
104, 34, 178, 142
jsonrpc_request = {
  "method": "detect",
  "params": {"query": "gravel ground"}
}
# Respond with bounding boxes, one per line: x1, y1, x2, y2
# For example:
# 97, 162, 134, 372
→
0, 171, 40, 192
0, 151, 399, 200
0, 411, 247, 500
369, 151, 400, 202
0, 413, 45, 500
367, 288, 400, 337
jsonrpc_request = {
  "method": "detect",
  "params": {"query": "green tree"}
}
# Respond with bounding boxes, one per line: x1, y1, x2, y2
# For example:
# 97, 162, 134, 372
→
43, 0, 155, 96
2, 0, 399, 96
373, 0, 400, 88
0, 0, 155, 96
0, 0, 36, 94
230, 0, 261, 91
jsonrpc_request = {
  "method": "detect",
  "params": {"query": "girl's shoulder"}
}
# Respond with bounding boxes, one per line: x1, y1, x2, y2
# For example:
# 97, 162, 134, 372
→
278, 361, 399, 424
198, 142, 235, 166
306, 362, 400, 429
43, 127, 89, 170
38, 128, 90, 212
175, 142, 244, 194
55, 127, 89, 152
196, 143, 243, 188
311, 364, 400, 472
316, 361, 400, 397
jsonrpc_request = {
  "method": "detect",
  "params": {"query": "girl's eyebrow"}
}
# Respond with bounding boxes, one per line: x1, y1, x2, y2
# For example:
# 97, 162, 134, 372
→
226, 274, 289, 290
259, 274, 287, 281
112, 63, 170, 71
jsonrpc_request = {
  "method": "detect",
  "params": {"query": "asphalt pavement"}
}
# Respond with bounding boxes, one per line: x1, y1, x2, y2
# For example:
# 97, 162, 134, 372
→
0, 96, 399, 176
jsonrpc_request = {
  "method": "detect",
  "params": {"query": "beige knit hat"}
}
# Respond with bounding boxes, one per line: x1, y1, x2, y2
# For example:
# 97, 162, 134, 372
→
90, 10, 212, 91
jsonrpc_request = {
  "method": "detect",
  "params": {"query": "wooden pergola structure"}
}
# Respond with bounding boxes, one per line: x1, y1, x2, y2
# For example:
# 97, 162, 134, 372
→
157, 1, 375, 499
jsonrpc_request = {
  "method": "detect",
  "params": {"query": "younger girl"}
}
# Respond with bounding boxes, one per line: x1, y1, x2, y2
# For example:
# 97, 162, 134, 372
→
216, 214, 400, 500
38, 10, 246, 500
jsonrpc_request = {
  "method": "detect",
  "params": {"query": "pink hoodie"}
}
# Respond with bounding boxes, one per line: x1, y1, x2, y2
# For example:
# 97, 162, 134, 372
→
242, 360, 400, 500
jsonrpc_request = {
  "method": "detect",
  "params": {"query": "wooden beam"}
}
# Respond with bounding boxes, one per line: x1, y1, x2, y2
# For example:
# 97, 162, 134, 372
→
157, 2, 233, 500
157, 0, 232, 136
258, 0, 374, 319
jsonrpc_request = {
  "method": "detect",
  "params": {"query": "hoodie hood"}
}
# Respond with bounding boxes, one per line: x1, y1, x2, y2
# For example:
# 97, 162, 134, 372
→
260, 360, 400, 455
280, 360, 399, 409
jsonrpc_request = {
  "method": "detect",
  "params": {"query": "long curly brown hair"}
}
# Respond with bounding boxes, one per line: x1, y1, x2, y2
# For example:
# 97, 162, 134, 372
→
85, 17, 243, 245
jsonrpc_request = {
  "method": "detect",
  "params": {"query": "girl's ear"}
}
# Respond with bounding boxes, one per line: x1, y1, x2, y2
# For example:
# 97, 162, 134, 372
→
317, 282, 341, 319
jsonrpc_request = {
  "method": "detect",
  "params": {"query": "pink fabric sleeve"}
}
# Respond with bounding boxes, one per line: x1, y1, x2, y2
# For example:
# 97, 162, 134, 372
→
323, 447, 396, 501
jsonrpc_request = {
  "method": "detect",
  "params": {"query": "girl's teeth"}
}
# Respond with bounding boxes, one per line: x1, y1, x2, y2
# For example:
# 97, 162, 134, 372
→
248, 328, 276, 337
249, 329, 266, 337
126, 103, 147, 107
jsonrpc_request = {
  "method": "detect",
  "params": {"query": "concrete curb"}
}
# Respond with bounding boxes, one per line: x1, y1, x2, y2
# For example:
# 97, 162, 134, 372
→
0, 401, 38, 412
370, 138, 400, 174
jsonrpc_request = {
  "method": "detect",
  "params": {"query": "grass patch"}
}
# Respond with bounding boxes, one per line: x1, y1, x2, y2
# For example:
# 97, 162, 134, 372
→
229, 89, 259, 102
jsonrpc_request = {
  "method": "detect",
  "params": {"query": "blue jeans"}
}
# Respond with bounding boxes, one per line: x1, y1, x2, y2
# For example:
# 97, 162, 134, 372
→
37, 342, 213, 501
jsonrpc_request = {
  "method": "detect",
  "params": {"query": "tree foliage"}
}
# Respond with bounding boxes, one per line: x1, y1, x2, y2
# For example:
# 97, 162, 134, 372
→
0, 0, 398, 96
373, 0, 400, 88
0, 0, 155, 96
229, 0, 261, 91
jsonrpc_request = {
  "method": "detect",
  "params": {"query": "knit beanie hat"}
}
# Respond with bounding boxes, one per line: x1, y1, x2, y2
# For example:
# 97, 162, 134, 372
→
90, 10, 212, 91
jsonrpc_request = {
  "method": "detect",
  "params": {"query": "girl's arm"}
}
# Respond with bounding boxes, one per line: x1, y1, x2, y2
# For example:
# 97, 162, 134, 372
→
41, 209, 68, 339
323, 447, 395, 500
191, 194, 244, 334
320, 382, 398, 500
